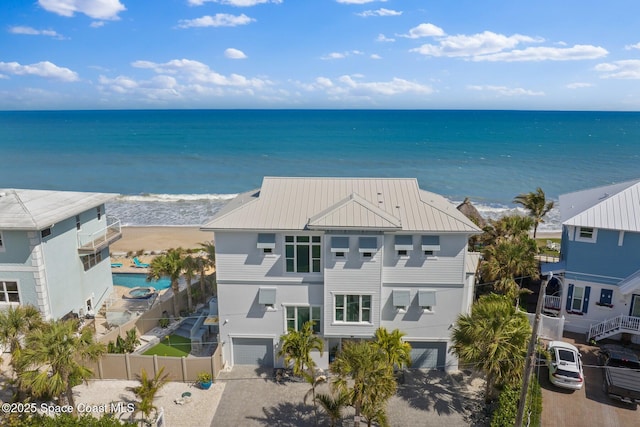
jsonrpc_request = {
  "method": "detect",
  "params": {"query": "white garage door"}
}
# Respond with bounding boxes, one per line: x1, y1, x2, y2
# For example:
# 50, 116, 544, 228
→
409, 342, 447, 370
233, 338, 274, 367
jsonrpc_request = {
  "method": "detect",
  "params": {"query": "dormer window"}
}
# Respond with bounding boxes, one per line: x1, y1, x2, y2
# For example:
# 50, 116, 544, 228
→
394, 235, 413, 257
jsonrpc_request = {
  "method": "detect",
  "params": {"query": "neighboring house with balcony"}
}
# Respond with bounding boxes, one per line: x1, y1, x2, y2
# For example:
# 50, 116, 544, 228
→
0, 189, 121, 320
201, 177, 481, 372
540, 179, 640, 344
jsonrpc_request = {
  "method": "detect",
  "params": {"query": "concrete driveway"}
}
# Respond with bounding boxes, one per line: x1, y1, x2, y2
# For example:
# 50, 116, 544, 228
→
540, 333, 639, 427
211, 366, 487, 426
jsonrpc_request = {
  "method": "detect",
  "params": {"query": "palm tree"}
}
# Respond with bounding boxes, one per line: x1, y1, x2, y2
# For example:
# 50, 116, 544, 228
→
315, 390, 350, 427
199, 241, 216, 297
182, 254, 197, 311
450, 293, 531, 402
17, 319, 105, 413
480, 215, 534, 248
330, 341, 397, 426
278, 320, 324, 377
0, 305, 42, 373
148, 248, 185, 316
372, 327, 412, 373
513, 187, 555, 238
481, 237, 539, 303
303, 372, 327, 427
130, 367, 169, 425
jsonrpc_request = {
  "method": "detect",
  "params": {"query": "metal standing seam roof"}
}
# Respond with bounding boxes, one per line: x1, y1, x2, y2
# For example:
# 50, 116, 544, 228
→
561, 179, 640, 232
201, 177, 481, 233
0, 189, 117, 230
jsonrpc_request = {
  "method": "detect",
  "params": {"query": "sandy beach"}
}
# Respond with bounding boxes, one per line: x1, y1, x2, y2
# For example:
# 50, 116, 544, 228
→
110, 226, 213, 254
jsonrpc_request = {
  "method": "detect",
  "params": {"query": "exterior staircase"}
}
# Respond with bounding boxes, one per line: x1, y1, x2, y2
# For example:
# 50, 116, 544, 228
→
587, 315, 640, 342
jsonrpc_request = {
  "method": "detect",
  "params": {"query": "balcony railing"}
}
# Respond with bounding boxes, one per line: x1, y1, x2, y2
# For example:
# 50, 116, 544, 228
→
78, 215, 122, 254
543, 295, 562, 311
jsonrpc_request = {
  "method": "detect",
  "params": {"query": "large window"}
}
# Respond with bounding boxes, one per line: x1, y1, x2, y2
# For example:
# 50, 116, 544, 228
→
82, 251, 103, 271
285, 235, 321, 273
286, 306, 321, 333
335, 294, 371, 323
0, 281, 19, 304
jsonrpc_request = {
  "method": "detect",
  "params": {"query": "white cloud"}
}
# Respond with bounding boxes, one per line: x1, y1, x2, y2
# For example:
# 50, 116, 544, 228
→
0, 61, 78, 81
370, 54, 382, 59
322, 52, 346, 60
336, 0, 386, 4
376, 33, 394, 42
411, 31, 538, 57
99, 74, 181, 99
467, 85, 544, 96
356, 8, 401, 17
302, 75, 432, 97
189, 0, 281, 6
472, 45, 608, 62
400, 23, 445, 39
225, 48, 247, 59
9, 26, 64, 39
566, 82, 593, 89
90, 21, 105, 28
38, 0, 125, 20
131, 58, 269, 88
595, 60, 640, 79
177, 14, 254, 28
321, 50, 363, 60
625, 42, 640, 50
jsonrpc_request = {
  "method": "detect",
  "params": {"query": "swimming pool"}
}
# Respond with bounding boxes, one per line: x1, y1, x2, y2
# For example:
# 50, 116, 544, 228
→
112, 273, 171, 290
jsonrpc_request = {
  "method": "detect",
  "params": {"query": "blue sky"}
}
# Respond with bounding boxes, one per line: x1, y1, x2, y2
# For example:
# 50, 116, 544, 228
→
1, 0, 639, 110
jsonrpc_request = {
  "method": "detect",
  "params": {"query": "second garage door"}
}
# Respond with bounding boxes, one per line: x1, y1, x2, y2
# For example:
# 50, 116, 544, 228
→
232, 338, 274, 367
408, 341, 447, 370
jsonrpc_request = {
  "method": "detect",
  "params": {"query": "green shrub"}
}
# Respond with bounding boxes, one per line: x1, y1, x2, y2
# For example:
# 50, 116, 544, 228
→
490, 377, 542, 427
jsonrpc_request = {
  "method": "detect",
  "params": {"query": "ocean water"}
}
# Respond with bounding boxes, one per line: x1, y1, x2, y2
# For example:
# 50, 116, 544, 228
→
2, 109, 640, 231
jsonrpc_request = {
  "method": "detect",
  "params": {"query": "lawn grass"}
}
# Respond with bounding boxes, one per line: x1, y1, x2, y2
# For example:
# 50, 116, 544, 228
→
143, 334, 191, 357
536, 237, 561, 256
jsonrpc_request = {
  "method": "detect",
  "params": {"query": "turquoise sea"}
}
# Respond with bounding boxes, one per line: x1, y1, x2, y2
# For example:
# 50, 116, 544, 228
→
2, 110, 640, 230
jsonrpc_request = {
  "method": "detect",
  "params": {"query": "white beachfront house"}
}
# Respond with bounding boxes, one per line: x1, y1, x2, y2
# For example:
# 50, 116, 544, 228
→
201, 177, 481, 372
541, 179, 640, 344
0, 189, 121, 320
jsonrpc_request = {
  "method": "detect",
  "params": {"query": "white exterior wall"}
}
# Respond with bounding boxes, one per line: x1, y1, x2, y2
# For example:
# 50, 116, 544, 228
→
560, 278, 636, 335
323, 235, 382, 337
218, 282, 326, 368
215, 231, 323, 284
382, 234, 467, 285
215, 230, 474, 371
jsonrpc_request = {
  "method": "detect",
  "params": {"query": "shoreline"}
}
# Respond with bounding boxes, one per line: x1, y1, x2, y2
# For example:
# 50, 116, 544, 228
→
110, 226, 213, 254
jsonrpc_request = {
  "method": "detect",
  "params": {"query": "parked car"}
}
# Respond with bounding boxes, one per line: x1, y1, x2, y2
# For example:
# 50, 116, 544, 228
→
546, 341, 584, 390
598, 345, 640, 405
